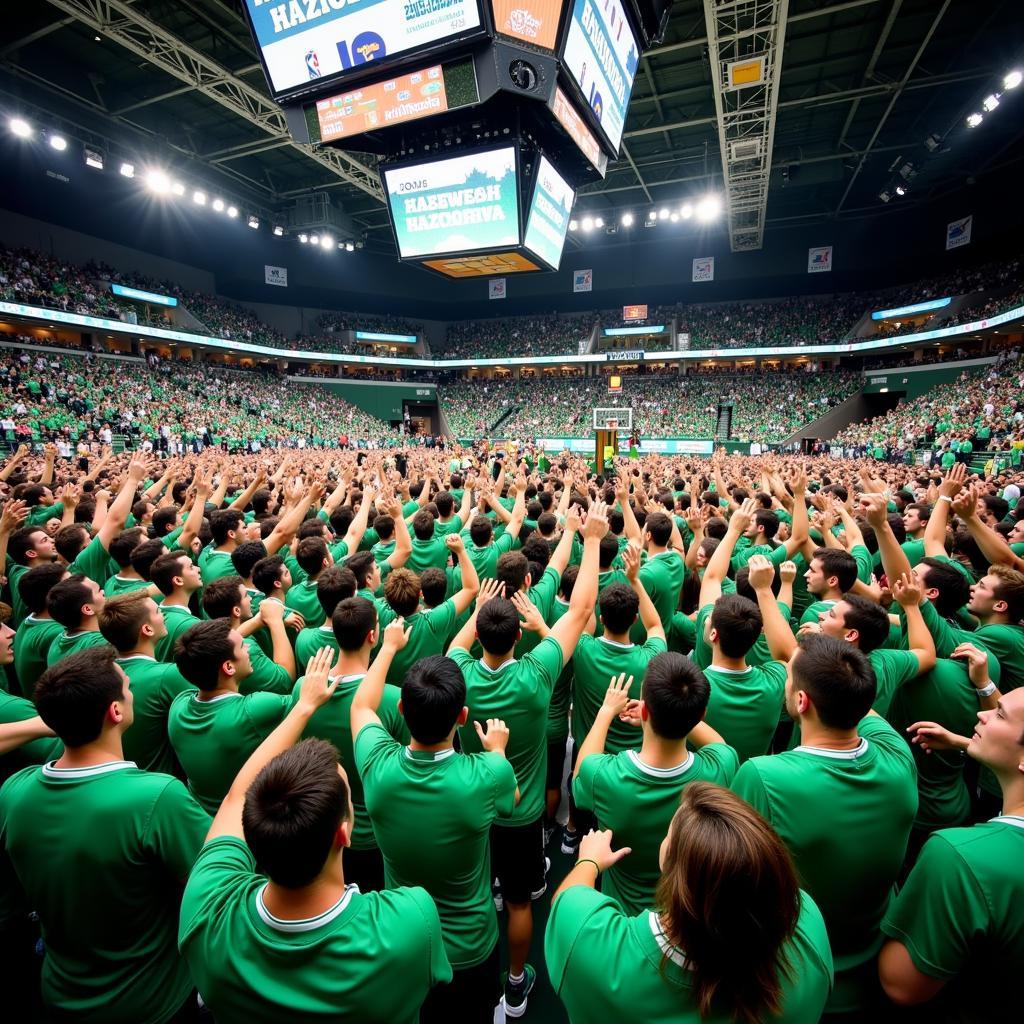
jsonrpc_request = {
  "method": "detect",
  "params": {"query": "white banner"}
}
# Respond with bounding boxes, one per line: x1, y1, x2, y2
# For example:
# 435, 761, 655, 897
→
946, 215, 972, 250
676, 332, 690, 351
488, 278, 506, 300
573, 268, 593, 293
265, 265, 288, 287
807, 245, 833, 273
692, 257, 714, 283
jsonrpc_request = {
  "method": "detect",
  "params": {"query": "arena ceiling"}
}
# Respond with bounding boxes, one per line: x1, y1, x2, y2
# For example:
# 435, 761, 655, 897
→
1, 0, 1022, 252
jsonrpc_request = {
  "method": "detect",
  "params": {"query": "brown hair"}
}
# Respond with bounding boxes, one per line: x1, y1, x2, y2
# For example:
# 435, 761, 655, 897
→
655, 783, 799, 1023
384, 567, 421, 617
989, 563, 1024, 623
99, 592, 153, 652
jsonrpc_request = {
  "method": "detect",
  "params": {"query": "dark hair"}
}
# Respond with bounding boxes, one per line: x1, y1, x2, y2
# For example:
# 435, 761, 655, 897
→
130, 539, 166, 581
46, 573, 95, 629
734, 565, 780, 603
521, 536, 551, 570
753, 510, 780, 542
331, 597, 377, 652
917, 556, 970, 616
373, 514, 395, 542
476, 597, 520, 655
599, 583, 639, 635
345, 551, 375, 590
296, 537, 329, 577
792, 634, 876, 729
886, 514, 907, 545
981, 494, 1010, 523
599, 535, 620, 569
434, 491, 454, 517
99, 592, 153, 652
54, 523, 89, 563
419, 567, 447, 608
202, 575, 246, 620
812, 548, 858, 593
8, 526, 50, 566
18, 562, 67, 615
174, 618, 235, 691
989, 564, 1024, 623
252, 555, 287, 596
905, 502, 931, 524
710, 594, 762, 659
232, 540, 269, 580
317, 565, 357, 617
21, 483, 47, 507
150, 552, 191, 596
108, 528, 145, 570
642, 652, 710, 739
496, 550, 529, 595
401, 654, 466, 744
412, 509, 435, 540
558, 563, 580, 600
836, 595, 889, 653
243, 739, 349, 889
469, 516, 493, 547
210, 508, 245, 546
35, 646, 122, 747
537, 512, 558, 537
151, 506, 178, 537
655, 783, 800, 1024
646, 511, 673, 546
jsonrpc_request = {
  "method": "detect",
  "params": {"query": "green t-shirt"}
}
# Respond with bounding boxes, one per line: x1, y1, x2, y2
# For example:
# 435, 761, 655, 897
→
570, 633, 667, 752
7, 561, 30, 627
733, 715, 917, 1011
630, 551, 684, 643
156, 604, 200, 662
881, 817, 1024, 1024
239, 635, 292, 696
451, 635, 564, 825
692, 602, 792, 672
285, 578, 327, 629
355, 723, 517, 968
0, 760, 209, 1023
573, 743, 738, 915
291, 673, 408, 850
295, 624, 340, 668
168, 690, 291, 814
546, 597, 574, 742
103, 575, 151, 599
69, 535, 113, 588
46, 628, 109, 667
115, 655, 194, 775
376, 601, 457, 688
868, 647, 923, 717
406, 536, 449, 575
198, 547, 236, 587
12, 614, 64, 699
179, 836, 452, 1024
545, 886, 833, 1024
703, 661, 788, 762
921, 600, 1023, 691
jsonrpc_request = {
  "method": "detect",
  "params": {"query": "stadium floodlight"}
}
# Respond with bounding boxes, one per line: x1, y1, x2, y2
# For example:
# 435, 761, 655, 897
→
982, 94, 1000, 112
895, 184, 907, 196
309, 233, 320, 245
192, 190, 207, 205
680, 203, 693, 219
965, 112, 984, 127
298, 232, 309, 244
212, 198, 225, 212
171, 181, 185, 196
345, 241, 355, 252
581, 216, 594, 232
9, 117, 32, 139
227, 205, 239, 218
84, 148, 104, 169
119, 161, 135, 178
146, 169, 171, 195
320, 233, 334, 250
247, 215, 259, 229
594, 216, 605, 229
647, 210, 657, 221
670, 213, 679, 223
658, 207, 670, 220
568, 219, 578, 231
1005, 70, 1022, 90
49, 134, 67, 152
620, 212, 634, 227
273, 225, 284, 236
696, 195, 721, 222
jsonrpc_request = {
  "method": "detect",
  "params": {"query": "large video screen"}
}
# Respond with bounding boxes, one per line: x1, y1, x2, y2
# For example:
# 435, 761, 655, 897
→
561, 0, 640, 151
490, 0, 566, 51
243, 0, 482, 98
384, 147, 520, 260
523, 156, 575, 270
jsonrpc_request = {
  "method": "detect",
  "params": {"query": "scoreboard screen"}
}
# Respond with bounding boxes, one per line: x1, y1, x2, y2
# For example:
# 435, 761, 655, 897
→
522, 155, 575, 270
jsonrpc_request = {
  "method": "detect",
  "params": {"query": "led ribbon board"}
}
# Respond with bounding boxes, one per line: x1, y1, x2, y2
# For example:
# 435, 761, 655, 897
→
523, 155, 575, 270
871, 298, 952, 320
110, 284, 178, 307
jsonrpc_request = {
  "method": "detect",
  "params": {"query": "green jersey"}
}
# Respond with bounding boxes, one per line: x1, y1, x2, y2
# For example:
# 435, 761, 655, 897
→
285, 578, 327, 629
355, 724, 517, 968
198, 547, 236, 587
103, 575, 151, 599
573, 743, 738, 915
46, 628, 108, 667
703, 661, 788, 762
156, 604, 200, 662
376, 601, 457, 687
880, 817, 1024, 1024
630, 551, 684, 643
12, 614, 63, 699
179, 836, 451, 1024
69, 535, 113, 588
291, 673, 409, 850
168, 690, 291, 814
0, 760, 209, 1023
239, 635, 292, 695
115, 655, 194, 775
7, 561, 30, 626
451, 635, 564, 824
692, 602, 792, 672
546, 597, 573, 742
406, 536, 449, 574
466, 532, 517, 580
570, 634, 667, 752
545, 886, 833, 1024
868, 647, 923, 716
295, 624, 340, 668
733, 715, 917, 1012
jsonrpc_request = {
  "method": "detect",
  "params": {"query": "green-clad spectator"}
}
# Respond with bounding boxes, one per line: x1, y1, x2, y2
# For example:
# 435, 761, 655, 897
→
405, 509, 450, 574
629, 511, 686, 644
799, 546, 858, 627
940, 446, 957, 470
447, 503, 606, 1018
352, 619, 517, 1021
168, 619, 291, 815
430, 488, 473, 537
545, 785, 833, 1024
879, 689, 1024, 1019
102, 527, 152, 599
733, 635, 917, 1015
545, 567, 577, 852
11, 562, 66, 699
98, 593, 194, 775
293, 564, 356, 667
6, 523, 61, 627
178, 651, 451, 1022
0, 646, 210, 1024
149, 551, 203, 662
198, 508, 246, 587
958, 438, 973, 461
573, 656, 738, 916
284, 537, 332, 628
44, 574, 110, 667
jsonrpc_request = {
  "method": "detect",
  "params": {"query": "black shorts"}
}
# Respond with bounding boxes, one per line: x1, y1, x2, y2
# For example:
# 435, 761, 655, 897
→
490, 818, 545, 905
420, 943, 499, 1024
546, 737, 568, 791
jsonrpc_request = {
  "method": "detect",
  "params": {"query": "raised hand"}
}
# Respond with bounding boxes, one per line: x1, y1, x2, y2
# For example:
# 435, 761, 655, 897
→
951, 642, 992, 687
577, 828, 632, 873
859, 492, 889, 529
950, 485, 979, 521
476, 577, 505, 608
938, 462, 967, 499
729, 497, 757, 535
0, 499, 28, 533
601, 673, 634, 718
907, 720, 969, 754
746, 553, 776, 592
891, 571, 923, 608
298, 646, 339, 711
582, 500, 610, 541
473, 718, 510, 755
444, 532, 465, 554
779, 559, 798, 584
622, 541, 641, 582
511, 590, 545, 633
381, 616, 410, 651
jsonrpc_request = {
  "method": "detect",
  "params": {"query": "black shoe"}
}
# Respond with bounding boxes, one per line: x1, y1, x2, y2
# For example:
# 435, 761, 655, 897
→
502, 964, 537, 1018
560, 827, 579, 855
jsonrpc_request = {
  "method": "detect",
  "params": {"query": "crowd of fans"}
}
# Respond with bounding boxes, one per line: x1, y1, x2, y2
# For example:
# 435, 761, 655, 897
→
442, 314, 597, 359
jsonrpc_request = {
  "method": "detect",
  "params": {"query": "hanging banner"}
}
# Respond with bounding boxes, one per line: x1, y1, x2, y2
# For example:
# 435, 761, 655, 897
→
488, 277, 507, 300
265, 265, 288, 287
946, 215, 972, 250
573, 268, 593, 292
692, 257, 714, 283
807, 245, 832, 273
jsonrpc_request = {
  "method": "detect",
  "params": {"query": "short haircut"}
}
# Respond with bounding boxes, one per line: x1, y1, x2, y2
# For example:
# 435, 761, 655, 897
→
345, 551, 375, 590
412, 509, 435, 540
792, 634, 876, 729
813, 548, 858, 592
21, 483, 47, 507
175, 618, 235, 691
202, 575, 246, 620
54, 524, 90, 563
8, 526, 49, 565
401, 655, 466, 744
18, 562, 67, 615
232, 540, 269, 580
558, 563, 580, 600
981, 494, 1010, 523
434, 491, 454, 517
317, 565, 357, 617
469, 516, 493, 547
243, 739, 349, 889
130, 539, 166, 581
373, 515, 395, 541
419, 567, 447, 608
109, 528, 145, 570
35, 647, 121, 747
46, 573, 94, 629
838, 595, 890, 653
331, 597, 377, 652
734, 565, 780, 603
210, 508, 245, 546
537, 512, 557, 537
598, 583, 639, 635
384, 567, 420, 617
753, 510, 780, 541
151, 506, 178, 537
298, 519, 327, 541
645, 511, 673, 546
476, 598, 520, 655
296, 537, 329, 577
150, 552, 190, 596
599, 535, 620, 569
521, 536, 550, 570
252, 555, 286, 596
642, 652, 710, 739
905, 502, 931, 523
990, 564, 1024, 623
99, 592, 153, 652
918, 556, 970, 616
710, 594, 763, 658
496, 551, 529, 595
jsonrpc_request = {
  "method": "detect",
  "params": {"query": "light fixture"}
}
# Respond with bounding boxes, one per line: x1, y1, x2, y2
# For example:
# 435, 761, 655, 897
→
320, 233, 334, 249
680, 203, 693, 218
695, 195, 721, 222
247, 215, 259, 229
146, 169, 171, 195
119, 161, 135, 178
966, 112, 984, 127
273, 225, 284, 236
895, 184, 907, 196
212, 197, 225, 212
879, 189, 892, 203
298, 232, 309, 244
345, 241, 355, 252
647, 210, 657, 221
48, 134, 67, 152
658, 207, 670, 220
620, 212, 634, 227
581, 215, 594, 232
568, 219, 578, 231
594, 216, 604, 229
982, 94, 1000, 112
1005, 69, 1023, 90
227, 205, 239, 218
9, 117, 32, 139
309, 233, 320, 245
171, 181, 185, 196
193, 189, 207, 205
84, 148, 104, 169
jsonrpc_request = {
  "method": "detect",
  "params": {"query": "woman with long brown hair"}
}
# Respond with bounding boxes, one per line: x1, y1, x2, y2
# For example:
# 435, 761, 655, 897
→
545, 782, 833, 1023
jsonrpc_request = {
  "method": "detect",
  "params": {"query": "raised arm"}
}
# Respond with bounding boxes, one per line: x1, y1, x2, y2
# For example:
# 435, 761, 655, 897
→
262, 478, 324, 555
623, 541, 664, 642
350, 619, 408, 737
0, 444, 29, 483
445, 533, 480, 615
951, 486, 1024, 571
573, 674, 631, 779
699, 498, 754, 608
891, 573, 936, 676
547, 505, 581, 578
862, 493, 913, 583
96, 453, 149, 550
748, 554, 797, 662
614, 476, 643, 545
178, 469, 213, 554
683, 507, 704, 572
228, 468, 267, 512
39, 444, 57, 488
923, 464, 966, 558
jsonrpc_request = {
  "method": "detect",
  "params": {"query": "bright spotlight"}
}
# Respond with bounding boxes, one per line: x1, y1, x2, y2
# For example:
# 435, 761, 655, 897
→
621, 212, 634, 227
320, 233, 334, 249
84, 148, 104, 169
247, 215, 259, 229
594, 216, 605, 229
895, 184, 907, 196
680, 203, 693, 219
670, 213, 679, 223
658, 207, 670, 220
309, 233, 320, 245
146, 169, 171, 195
982, 94, 1000, 112
581, 216, 594, 232
345, 241, 355, 252
9, 118, 32, 139
647, 210, 657, 221
212, 198, 225, 212
193, 190, 207, 205
1005, 70, 1023, 90
966, 112, 984, 127
227, 205, 239, 218
568, 219, 579, 231
696, 195, 721, 222
273, 225, 284, 236
119, 161, 135, 178
171, 181, 185, 196
49, 135, 67, 152
298, 232, 309, 244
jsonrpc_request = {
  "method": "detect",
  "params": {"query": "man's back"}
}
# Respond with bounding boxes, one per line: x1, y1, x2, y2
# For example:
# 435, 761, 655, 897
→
377, 601, 456, 687
0, 761, 209, 1024
12, 614, 63, 698
630, 550, 684, 643
116, 655, 194, 775
702, 662, 788, 762
179, 836, 451, 1024
406, 536, 448, 574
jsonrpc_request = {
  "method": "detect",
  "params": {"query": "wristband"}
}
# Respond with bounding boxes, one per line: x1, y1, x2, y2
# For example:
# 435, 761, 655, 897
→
976, 681, 997, 697
938, 495, 953, 504
576, 858, 601, 875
